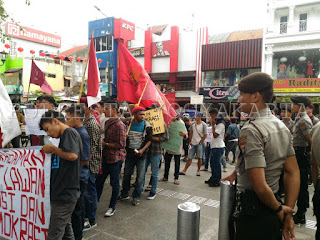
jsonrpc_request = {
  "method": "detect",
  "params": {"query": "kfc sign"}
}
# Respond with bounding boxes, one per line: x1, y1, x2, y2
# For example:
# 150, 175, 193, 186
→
114, 19, 135, 41
6, 22, 61, 48
122, 23, 134, 31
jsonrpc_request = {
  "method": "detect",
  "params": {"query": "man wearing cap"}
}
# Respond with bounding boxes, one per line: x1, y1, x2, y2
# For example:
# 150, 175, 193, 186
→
118, 106, 152, 206
281, 105, 294, 134
291, 96, 313, 225
306, 104, 319, 126
180, 112, 207, 176
222, 72, 299, 239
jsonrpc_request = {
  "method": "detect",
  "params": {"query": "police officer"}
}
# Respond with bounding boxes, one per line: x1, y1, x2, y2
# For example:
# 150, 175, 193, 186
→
290, 96, 313, 224
311, 123, 320, 239
222, 72, 300, 240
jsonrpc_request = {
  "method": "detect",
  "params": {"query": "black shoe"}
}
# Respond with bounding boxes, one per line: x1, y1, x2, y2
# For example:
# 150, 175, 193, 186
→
205, 179, 212, 184
293, 214, 306, 224
209, 182, 220, 187
118, 195, 129, 201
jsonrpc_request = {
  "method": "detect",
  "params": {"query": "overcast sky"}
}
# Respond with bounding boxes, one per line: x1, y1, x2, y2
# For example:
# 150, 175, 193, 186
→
4, 0, 268, 51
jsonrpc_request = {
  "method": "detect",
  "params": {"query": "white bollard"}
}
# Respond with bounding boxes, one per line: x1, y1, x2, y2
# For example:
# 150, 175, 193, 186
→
177, 202, 200, 240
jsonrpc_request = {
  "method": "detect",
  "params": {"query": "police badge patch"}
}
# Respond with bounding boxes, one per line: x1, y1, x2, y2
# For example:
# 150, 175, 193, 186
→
240, 144, 245, 154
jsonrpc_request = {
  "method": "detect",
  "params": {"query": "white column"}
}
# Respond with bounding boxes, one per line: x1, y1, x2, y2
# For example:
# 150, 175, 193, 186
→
288, 6, 295, 26
268, 8, 275, 32
265, 44, 274, 76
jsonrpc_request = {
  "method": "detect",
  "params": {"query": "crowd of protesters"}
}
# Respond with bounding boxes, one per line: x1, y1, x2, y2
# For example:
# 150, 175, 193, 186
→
3, 78, 320, 239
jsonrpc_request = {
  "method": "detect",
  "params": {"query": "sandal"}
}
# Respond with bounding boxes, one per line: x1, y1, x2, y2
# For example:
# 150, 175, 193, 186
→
196, 172, 200, 176
159, 177, 168, 182
174, 179, 180, 185
145, 185, 152, 191
200, 168, 208, 171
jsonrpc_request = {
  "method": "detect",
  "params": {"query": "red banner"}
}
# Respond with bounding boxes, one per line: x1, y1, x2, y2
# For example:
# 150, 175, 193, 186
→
273, 78, 320, 92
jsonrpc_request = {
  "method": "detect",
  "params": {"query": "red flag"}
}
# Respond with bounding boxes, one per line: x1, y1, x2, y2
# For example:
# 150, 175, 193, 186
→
87, 35, 101, 107
118, 41, 177, 125
30, 60, 53, 94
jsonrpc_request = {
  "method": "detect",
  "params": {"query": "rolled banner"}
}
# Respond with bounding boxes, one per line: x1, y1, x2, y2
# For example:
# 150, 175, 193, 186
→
218, 181, 236, 240
177, 202, 200, 240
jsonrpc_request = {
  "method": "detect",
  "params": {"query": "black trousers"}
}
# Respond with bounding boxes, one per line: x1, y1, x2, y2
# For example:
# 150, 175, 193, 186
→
296, 148, 310, 213
164, 152, 181, 180
72, 181, 87, 240
313, 180, 320, 240
235, 208, 282, 240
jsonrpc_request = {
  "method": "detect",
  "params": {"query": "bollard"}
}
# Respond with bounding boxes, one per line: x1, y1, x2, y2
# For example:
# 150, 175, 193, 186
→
177, 202, 200, 240
218, 180, 236, 240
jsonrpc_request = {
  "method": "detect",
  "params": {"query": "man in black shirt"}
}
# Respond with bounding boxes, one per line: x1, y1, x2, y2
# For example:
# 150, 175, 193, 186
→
40, 110, 82, 240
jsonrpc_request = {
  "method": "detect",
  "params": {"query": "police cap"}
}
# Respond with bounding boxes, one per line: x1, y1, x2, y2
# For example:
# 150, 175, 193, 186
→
238, 72, 273, 93
290, 96, 311, 106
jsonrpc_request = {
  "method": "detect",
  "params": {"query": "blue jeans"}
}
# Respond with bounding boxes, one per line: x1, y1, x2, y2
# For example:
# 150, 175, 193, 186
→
142, 154, 162, 195
121, 156, 146, 199
84, 172, 98, 224
221, 149, 227, 169
96, 160, 123, 209
209, 148, 224, 183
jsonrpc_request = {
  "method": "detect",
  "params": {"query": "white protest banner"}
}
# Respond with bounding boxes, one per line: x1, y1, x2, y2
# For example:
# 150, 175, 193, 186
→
0, 147, 51, 239
24, 109, 47, 136
144, 108, 165, 135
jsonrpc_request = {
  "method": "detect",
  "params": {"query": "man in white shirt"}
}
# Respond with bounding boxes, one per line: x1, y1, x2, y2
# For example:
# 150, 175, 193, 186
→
180, 112, 207, 176
205, 108, 225, 187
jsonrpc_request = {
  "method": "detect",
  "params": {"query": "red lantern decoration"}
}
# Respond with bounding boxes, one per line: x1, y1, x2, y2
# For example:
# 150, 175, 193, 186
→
30, 50, 35, 55
50, 54, 55, 58
98, 59, 102, 63
40, 52, 46, 57
17, 47, 24, 53
4, 44, 10, 49
76, 57, 82, 62
68, 56, 73, 61
60, 55, 65, 60
84, 59, 87, 62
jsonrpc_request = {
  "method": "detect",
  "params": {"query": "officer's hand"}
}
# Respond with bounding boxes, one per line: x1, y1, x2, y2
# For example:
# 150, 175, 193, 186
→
220, 170, 237, 186
276, 205, 295, 222
282, 214, 296, 240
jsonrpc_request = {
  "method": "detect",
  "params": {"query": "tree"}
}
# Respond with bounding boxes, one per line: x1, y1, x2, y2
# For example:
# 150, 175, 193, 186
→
0, 0, 31, 43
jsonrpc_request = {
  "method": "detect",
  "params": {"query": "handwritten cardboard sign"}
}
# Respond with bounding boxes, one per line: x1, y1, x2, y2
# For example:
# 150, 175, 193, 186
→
162, 120, 186, 153
0, 147, 51, 239
144, 108, 165, 135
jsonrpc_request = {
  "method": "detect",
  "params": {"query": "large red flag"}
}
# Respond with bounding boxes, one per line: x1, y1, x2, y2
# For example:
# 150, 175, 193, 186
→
118, 41, 177, 125
87, 35, 101, 107
30, 60, 53, 94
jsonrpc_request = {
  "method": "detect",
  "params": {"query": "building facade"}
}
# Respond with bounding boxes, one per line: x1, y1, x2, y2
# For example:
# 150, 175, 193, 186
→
262, 0, 320, 98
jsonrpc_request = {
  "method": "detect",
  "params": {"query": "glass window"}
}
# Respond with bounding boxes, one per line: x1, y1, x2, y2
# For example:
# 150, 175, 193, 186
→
94, 36, 113, 52
299, 13, 307, 32
280, 16, 287, 34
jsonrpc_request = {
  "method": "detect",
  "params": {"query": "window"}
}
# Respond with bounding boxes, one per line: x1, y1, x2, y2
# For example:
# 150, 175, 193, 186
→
48, 73, 56, 78
94, 35, 113, 52
64, 78, 71, 87
280, 16, 287, 34
299, 13, 307, 32
99, 68, 106, 83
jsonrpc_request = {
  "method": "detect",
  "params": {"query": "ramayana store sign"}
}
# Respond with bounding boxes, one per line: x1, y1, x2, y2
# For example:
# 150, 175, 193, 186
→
6, 22, 61, 48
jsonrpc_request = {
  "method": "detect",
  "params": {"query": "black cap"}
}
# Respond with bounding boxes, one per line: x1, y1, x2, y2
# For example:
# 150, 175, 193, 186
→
238, 72, 273, 93
290, 96, 311, 106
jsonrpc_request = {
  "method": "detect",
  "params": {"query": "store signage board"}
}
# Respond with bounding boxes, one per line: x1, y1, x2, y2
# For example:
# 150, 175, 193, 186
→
190, 95, 204, 104
199, 86, 239, 100
273, 78, 320, 92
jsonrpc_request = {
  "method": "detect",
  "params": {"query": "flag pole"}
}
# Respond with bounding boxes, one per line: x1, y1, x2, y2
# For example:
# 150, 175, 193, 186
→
26, 60, 33, 103
78, 30, 93, 103
126, 77, 149, 135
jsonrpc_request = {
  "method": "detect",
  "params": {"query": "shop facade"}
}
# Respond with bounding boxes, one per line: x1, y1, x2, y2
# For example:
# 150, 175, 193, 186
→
201, 34, 262, 103
262, 0, 320, 108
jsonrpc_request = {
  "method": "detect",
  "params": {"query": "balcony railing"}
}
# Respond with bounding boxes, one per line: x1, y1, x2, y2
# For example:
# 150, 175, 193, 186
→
299, 20, 307, 32
280, 22, 287, 34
